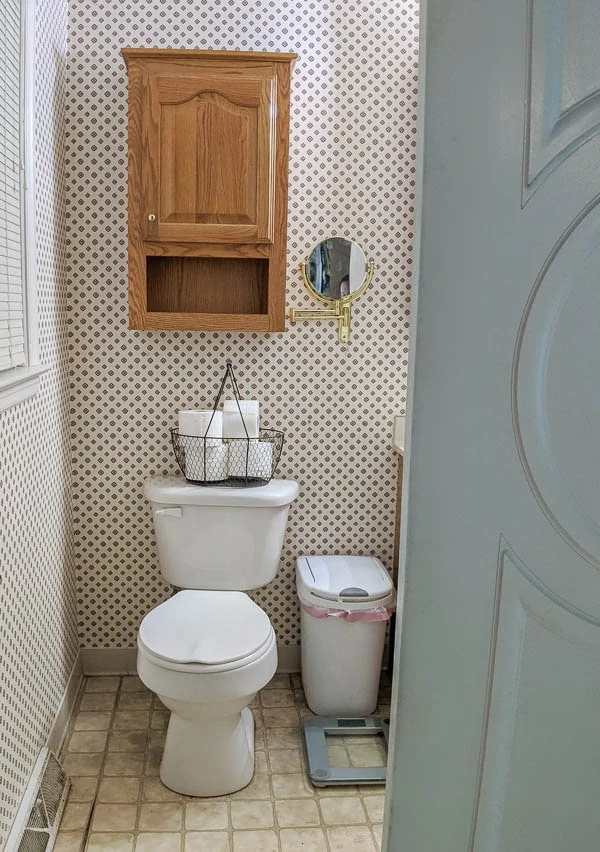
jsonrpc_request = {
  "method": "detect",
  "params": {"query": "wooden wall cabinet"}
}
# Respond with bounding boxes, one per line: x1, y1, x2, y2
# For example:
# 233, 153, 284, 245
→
121, 49, 297, 331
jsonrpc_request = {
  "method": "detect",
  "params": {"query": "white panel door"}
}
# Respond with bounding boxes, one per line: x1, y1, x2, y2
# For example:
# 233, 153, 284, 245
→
386, 0, 600, 849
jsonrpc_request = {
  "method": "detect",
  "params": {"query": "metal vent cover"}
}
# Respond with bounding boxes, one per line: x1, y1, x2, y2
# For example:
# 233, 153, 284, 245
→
7, 749, 70, 852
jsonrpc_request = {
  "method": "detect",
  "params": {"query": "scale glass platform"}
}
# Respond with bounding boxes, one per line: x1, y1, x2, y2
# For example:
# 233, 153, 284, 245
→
302, 715, 389, 786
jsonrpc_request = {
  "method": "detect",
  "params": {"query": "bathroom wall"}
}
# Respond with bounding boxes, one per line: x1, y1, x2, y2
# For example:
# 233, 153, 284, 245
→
0, 0, 79, 843
66, 0, 418, 652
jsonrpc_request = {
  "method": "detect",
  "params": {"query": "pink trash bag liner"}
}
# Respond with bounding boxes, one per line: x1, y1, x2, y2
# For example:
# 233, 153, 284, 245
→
300, 598, 395, 623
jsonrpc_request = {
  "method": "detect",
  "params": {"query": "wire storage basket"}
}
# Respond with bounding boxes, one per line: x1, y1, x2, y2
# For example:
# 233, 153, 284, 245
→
171, 361, 285, 487
171, 427, 284, 486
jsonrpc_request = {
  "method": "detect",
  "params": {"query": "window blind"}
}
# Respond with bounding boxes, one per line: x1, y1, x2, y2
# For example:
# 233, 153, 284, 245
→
0, 0, 25, 372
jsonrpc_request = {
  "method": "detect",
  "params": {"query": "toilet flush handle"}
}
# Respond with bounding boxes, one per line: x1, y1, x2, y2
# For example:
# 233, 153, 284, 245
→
154, 507, 183, 518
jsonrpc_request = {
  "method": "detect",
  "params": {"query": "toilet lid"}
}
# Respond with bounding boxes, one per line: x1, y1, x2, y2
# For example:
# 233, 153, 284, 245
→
138, 590, 272, 666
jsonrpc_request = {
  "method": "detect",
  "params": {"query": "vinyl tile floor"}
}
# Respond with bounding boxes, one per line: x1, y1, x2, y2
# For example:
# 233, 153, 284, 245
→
56, 673, 392, 852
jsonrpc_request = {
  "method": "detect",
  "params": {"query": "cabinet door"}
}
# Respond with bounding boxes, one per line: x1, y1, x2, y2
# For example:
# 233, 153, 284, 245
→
144, 74, 275, 244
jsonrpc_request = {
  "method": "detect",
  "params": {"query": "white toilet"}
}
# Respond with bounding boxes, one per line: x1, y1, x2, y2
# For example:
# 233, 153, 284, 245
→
137, 475, 299, 797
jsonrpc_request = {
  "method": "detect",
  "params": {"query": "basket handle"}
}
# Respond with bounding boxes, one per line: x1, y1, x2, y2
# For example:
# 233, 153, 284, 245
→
211, 360, 251, 440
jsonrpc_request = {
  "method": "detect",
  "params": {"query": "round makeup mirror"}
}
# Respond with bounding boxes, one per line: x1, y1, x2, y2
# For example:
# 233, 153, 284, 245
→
302, 237, 373, 304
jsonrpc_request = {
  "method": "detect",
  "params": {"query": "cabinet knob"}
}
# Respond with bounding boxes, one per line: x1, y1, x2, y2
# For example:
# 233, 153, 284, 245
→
148, 213, 156, 222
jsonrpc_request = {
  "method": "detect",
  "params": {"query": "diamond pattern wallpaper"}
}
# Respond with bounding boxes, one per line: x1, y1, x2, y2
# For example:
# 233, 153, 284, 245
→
65, 0, 419, 649
0, 0, 79, 844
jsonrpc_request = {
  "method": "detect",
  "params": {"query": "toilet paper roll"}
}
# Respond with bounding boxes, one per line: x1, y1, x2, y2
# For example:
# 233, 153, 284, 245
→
184, 441, 228, 483
228, 440, 273, 480
222, 400, 259, 439
178, 409, 223, 440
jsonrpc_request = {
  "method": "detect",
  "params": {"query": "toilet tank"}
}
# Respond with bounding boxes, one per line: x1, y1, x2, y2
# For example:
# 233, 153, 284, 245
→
144, 476, 299, 590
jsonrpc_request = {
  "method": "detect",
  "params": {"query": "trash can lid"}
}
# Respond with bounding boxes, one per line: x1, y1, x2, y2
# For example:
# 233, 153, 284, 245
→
296, 555, 394, 607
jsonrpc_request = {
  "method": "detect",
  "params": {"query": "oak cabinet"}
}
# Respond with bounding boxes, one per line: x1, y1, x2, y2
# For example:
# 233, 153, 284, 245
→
122, 49, 296, 331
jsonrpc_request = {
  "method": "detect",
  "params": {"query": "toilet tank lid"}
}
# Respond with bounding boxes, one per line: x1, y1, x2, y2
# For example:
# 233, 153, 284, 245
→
296, 555, 394, 607
144, 476, 299, 507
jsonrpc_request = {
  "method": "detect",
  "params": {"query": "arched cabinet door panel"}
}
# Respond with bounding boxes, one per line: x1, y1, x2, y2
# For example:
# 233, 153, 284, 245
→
146, 74, 275, 244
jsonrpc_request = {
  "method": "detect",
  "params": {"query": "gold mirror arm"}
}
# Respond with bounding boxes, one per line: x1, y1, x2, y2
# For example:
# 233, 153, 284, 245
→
288, 299, 352, 344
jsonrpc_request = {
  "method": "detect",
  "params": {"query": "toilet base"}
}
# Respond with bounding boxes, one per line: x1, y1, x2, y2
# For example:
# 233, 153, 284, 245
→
159, 706, 255, 797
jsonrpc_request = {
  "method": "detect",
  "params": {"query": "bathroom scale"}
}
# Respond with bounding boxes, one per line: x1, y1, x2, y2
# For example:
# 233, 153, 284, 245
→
302, 715, 389, 786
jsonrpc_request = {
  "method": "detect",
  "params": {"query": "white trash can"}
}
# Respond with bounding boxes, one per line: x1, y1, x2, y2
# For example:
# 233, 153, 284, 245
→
296, 555, 395, 716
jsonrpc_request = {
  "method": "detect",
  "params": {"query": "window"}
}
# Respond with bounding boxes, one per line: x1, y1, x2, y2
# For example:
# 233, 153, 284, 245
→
0, 0, 44, 412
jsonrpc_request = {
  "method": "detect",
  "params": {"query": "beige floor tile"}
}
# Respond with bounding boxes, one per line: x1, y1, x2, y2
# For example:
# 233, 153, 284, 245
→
184, 832, 230, 852
339, 735, 380, 747
134, 833, 181, 852
260, 689, 294, 708
91, 804, 138, 832
142, 777, 182, 803
60, 801, 93, 831
315, 784, 361, 798
54, 831, 85, 852
320, 796, 367, 826
326, 825, 377, 851
149, 730, 166, 749
279, 828, 328, 852
230, 772, 271, 800
150, 710, 170, 731
254, 751, 268, 773
271, 773, 314, 799
232, 830, 278, 852
80, 693, 117, 712
265, 728, 302, 750
363, 794, 385, 823
253, 729, 265, 750
98, 777, 141, 803
113, 710, 151, 731
290, 674, 303, 690
85, 677, 121, 693
121, 676, 148, 692
138, 802, 183, 832
347, 743, 387, 768
109, 730, 148, 752
119, 692, 153, 710
267, 748, 302, 774
87, 833, 135, 851
68, 730, 109, 753
262, 707, 299, 728
103, 753, 144, 777
74, 712, 112, 731
326, 745, 351, 769
144, 748, 163, 776
275, 798, 320, 828
230, 800, 274, 830
185, 801, 228, 831
62, 753, 103, 777
263, 674, 291, 690
372, 823, 383, 850
68, 776, 99, 801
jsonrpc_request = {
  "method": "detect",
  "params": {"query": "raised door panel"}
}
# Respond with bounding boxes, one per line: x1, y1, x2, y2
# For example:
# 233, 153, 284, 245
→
145, 75, 274, 243
472, 541, 600, 852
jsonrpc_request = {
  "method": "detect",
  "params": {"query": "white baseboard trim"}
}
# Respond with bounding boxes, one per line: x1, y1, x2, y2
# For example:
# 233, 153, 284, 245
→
46, 652, 83, 756
276, 644, 301, 673
81, 645, 302, 676
81, 647, 137, 675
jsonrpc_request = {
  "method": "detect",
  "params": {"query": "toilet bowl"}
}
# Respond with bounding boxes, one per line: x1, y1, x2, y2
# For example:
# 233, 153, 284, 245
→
137, 590, 277, 796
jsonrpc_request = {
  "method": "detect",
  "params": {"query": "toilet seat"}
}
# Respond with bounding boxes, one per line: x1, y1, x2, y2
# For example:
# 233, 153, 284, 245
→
138, 590, 274, 673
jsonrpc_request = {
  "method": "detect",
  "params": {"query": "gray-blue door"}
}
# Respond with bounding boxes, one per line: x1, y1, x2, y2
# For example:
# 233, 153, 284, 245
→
385, 0, 600, 849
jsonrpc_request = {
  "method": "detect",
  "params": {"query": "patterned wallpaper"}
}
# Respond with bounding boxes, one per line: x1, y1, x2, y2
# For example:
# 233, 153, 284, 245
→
0, 0, 79, 844
66, 0, 419, 649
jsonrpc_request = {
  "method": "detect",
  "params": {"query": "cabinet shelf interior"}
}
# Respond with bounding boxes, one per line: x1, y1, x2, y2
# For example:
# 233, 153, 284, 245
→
146, 256, 269, 315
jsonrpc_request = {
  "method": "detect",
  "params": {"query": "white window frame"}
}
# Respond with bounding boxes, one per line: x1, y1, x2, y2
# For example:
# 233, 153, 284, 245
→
0, 0, 48, 413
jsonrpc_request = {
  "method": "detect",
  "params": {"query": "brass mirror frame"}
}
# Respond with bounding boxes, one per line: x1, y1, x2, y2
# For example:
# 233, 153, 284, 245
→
288, 237, 375, 343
